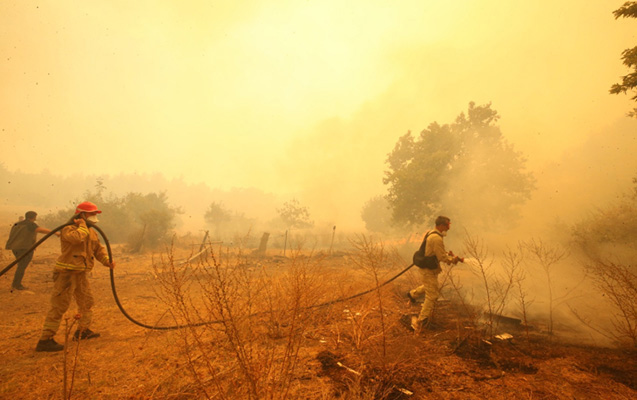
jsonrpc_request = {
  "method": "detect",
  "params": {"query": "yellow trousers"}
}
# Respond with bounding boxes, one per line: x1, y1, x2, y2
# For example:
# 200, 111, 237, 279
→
409, 268, 440, 323
40, 269, 94, 340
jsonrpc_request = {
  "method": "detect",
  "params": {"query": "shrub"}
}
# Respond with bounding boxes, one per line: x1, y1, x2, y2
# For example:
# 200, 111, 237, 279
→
39, 189, 181, 251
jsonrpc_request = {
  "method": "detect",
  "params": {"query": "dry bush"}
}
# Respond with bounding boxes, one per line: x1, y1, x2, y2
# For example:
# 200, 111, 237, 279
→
322, 236, 404, 353
151, 235, 410, 399
2, 231, 636, 399
521, 239, 569, 335
505, 247, 533, 341
582, 259, 637, 348
349, 235, 391, 359
62, 316, 81, 400
153, 241, 323, 400
462, 233, 520, 338
338, 299, 381, 352
442, 266, 479, 326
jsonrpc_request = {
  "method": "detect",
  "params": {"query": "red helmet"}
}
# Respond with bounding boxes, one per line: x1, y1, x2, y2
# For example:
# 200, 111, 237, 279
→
75, 201, 102, 215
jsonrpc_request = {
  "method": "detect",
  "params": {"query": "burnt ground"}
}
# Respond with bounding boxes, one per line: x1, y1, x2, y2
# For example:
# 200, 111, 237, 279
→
313, 296, 637, 400
0, 242, 635, 399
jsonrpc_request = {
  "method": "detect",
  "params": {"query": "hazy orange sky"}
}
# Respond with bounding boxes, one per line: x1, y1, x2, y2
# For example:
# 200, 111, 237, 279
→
1, 1, 635, 227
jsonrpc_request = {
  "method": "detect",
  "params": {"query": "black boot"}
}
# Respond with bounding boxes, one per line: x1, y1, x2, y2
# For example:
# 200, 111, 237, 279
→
35, 338, 64, 352
74, 328, 101, 340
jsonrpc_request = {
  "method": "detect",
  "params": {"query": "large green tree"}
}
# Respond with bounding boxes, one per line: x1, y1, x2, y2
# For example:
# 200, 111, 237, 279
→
610, 1, 637, 118
383, 102, 535, 229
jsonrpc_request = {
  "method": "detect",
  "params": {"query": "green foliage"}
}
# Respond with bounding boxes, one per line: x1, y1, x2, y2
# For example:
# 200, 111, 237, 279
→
276, 199, 313, 229
613, 1, 637, 18
124, 192, 182, 252
39, 187, 181, 251
610, 2, 637, 118
38, 208, 76, 230
383, 102, 535, 229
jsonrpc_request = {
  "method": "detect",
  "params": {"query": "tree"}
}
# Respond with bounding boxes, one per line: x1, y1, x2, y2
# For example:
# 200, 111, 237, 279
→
571, 174, 637, 253
39, 188, 181, 251
204, 201, 255, 239
610, 2, 637, 118
204, 201, 233, 238
360, 195, 394, 235
125, 192, 181, 251
276, 199, 313, 229
570, 175, 637, 347
383, 102, 535, 229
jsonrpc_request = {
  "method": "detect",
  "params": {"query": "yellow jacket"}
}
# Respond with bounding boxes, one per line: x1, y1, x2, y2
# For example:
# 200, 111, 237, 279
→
424, 228, 455, 272
55, 221, 110, 271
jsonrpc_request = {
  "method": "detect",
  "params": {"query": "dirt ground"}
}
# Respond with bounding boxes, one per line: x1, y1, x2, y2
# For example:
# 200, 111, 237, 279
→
0, 236, 635, 400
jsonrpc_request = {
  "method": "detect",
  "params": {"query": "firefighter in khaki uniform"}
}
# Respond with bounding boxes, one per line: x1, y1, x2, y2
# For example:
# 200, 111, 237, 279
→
35, 201, 115, 352
407, 216, 461, 332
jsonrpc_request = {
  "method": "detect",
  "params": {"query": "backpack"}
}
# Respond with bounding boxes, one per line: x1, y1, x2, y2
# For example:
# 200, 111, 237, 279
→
412, 230, 442, 269
5, 221, 31, 250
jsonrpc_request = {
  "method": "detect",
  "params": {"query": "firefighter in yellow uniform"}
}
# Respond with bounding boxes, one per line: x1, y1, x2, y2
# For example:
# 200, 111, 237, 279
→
35, 201, 115, 352
407, 216, 461, 331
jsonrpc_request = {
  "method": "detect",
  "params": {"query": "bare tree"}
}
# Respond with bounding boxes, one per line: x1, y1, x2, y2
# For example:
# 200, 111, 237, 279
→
503, 246, 533, 341
463, 233, 496, 336
521, 239, 568, 335
585, 258, 637, 347
350, 235, 391, 360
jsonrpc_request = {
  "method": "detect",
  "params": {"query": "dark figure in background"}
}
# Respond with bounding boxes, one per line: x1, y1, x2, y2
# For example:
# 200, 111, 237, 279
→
5, 211, 57, 291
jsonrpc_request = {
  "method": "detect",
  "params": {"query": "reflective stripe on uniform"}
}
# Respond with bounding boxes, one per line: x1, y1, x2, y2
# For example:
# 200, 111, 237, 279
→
55, 261, 88, 271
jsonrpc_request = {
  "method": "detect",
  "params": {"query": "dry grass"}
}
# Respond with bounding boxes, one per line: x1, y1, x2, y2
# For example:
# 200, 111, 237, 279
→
0, 233, 635, 399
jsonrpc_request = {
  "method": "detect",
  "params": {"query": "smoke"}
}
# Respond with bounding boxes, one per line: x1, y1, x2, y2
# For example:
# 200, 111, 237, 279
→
514, 117, 637, 239
446, 250, 625, 348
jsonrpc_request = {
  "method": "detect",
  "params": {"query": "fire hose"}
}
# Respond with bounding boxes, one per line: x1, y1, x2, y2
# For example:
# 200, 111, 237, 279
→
1, 223, 417, 330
